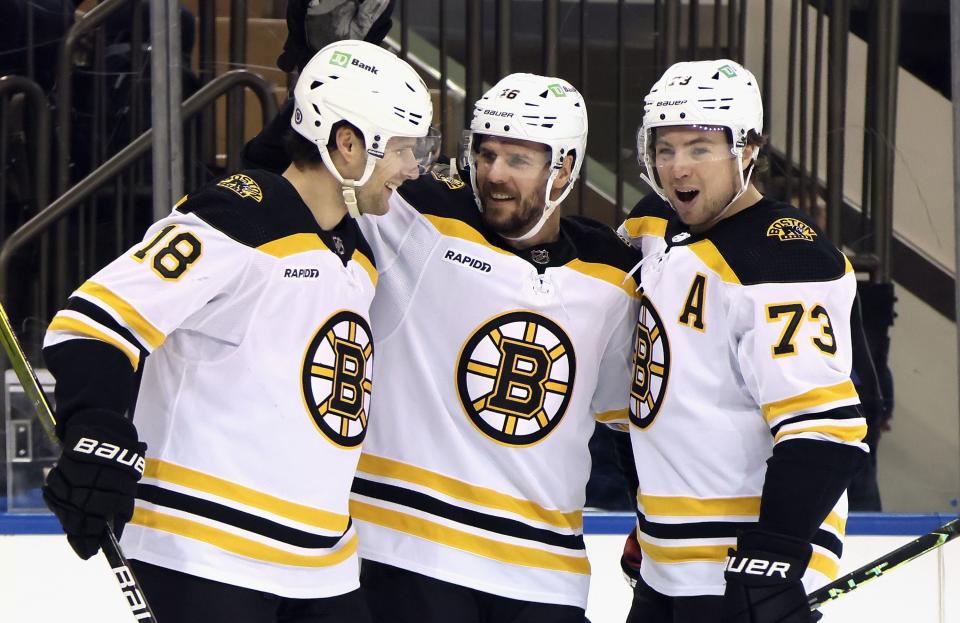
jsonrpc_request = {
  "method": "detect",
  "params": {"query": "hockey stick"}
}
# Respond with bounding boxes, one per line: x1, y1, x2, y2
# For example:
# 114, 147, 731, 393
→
0, 302, 157, 622
808, 517, 960, 610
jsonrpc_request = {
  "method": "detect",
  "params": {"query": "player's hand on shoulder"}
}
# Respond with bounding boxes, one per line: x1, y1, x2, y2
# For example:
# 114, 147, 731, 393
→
42, 409, 147, 559
722, 529, 819, 623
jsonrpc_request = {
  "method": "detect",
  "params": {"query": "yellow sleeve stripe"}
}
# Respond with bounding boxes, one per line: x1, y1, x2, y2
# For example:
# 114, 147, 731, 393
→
257, 233, 328, 257
594, 408, 629, 423
350, 501, 590, 575
773, 422, 868, 445
130, 508, 356, 567
843, 255, 854, 274
565, 259, 640, 299
144, 459, 350, 532
810, 551, 840, 579
762, 380, 859, 422
357, 453, 582, 530
639, 494, 761, 518
351, 249, 378, 287
824, 511, 847, 535
621, 216, 668, 239
47, 315, 140, 371
687, 240, 741, 284
77, 281, 165, 349
422, 214, 513, 256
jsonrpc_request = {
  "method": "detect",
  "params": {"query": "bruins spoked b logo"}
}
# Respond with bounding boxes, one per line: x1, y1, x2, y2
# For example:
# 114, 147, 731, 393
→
630, 297, 670, 429
302, 311, 373, 447
457, 311, 575, 446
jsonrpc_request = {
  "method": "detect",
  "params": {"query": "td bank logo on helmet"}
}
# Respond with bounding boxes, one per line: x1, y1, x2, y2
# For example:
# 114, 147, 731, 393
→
329, 51, 379, 74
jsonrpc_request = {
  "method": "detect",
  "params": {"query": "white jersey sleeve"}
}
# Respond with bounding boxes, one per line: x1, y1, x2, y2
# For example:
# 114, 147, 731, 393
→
44, 214, 249, 370
732, 270, 868, 451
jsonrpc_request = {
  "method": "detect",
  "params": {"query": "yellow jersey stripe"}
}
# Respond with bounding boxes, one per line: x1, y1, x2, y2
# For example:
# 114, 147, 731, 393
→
774, 422, 868, 444
131, 508, 356, 567
843, 255, 854, 274
565, 259, 640, 299
48, 315, 140, 371
621, 216, 668, 239
352, 249, 378, 287
639, 494, 761, 517
687, 240, 741, 284
78, 281, 165, 349
257, 233, 329, 258
422, 215, 513, 256
595, 408, 628, 423
144, 459, 350, 532
638, 537, 728, 563
809, 551, 840, 579
350, 501, 590, 575
357, 454, 581, 530
762, 380, 859, 422
824, 511, 847, 535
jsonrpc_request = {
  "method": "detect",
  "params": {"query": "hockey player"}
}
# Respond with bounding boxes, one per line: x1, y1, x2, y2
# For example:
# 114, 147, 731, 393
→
40, 40, 438, 623
617, 59, 868, 623
349, 73, 641, 622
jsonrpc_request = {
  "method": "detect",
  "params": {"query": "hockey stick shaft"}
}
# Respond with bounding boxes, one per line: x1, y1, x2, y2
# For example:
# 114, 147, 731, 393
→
0, 303, 157, 622
808, 517, 960, 609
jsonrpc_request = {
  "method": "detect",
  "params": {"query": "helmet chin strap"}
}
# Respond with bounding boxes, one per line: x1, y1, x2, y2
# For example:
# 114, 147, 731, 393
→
500, 169, 566, 243
320, 147, 378, 219
701, 152, 756, 228
341, 182, 360, 218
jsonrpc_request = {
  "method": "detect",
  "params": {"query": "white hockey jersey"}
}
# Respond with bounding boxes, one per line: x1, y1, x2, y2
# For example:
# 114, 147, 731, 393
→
618, 196, 868, 598
349, 171, 640, 608
43, 171, 378, 598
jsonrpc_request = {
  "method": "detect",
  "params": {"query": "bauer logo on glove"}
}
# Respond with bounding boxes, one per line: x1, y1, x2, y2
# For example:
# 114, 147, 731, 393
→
72, 437, 146, 476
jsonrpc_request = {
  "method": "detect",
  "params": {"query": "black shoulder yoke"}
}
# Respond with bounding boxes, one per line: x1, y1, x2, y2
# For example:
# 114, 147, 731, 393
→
702, 198, 848, 285
175, 169, 319, 248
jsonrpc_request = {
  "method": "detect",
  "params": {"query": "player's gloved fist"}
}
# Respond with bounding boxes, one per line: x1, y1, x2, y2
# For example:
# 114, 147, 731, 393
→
722, 529, 817, 623
42, 410, 147, 560
621, 529, 643, 588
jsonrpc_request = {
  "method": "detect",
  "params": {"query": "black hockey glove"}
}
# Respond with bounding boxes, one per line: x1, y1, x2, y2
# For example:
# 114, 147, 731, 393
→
42, 409, 147, 560
722, 530, 819, 623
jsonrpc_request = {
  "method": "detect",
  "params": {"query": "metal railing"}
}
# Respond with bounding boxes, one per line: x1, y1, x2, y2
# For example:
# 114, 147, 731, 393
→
389, 0, 901, 282
0, 69, 277, 310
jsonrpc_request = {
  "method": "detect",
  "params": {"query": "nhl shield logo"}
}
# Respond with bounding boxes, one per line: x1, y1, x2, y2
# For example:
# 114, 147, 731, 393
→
301, 311, 374, 448
332, 236, 346, 255
530, 249, 550, 265
456, 311, 576, 446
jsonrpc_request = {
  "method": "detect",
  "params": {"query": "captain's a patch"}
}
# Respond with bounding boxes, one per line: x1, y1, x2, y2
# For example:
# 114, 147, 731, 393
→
217, 174, 264, 203
766, 218, 816, 242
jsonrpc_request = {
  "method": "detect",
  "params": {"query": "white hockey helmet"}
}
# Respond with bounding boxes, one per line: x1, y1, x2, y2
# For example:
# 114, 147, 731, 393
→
638, 59, 763, 209
292, 39, 439, 216
463, 73, 588, 242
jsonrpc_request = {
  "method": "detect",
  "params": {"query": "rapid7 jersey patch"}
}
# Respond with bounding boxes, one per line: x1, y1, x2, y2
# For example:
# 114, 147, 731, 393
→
456, 311, 575, 446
